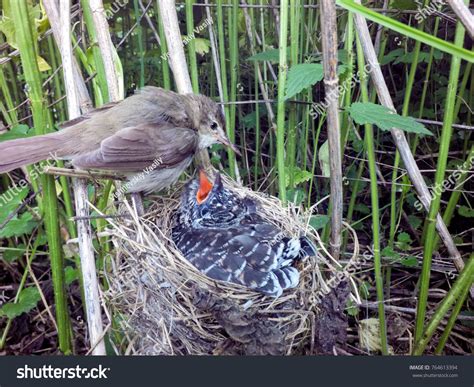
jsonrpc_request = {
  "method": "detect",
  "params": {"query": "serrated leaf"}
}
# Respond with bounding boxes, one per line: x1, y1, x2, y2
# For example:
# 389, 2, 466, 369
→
348, 102, 432, 136
382, 246, 400, 259
407, 215, 422, 229
247, 48, 286, 62
318, 140, 330, 177
401, 256, 419, 267
284, 63, 324, 100
286, 188, 306, 205
0, 287, 41, 319
346, 298, 359, 316
458, 205, 474, 218
0, 124, 32, 142
397, 232, 412, 243
0, 212, 38, 238
309, 215, 329, 230
0, 187, 30, 220
194, 38, 210, 56
2, 248, 25, 263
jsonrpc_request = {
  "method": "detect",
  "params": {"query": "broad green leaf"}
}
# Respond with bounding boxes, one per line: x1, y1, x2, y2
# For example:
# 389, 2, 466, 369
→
0, 124, 32, 142
318, 140, 330, 177
346, 298, 359, 316
395, 232, 413, 251
65, 266, 79, 285
458, 205, 474, 218
309, 215, 329, 230
401, 256, 419, 267
0, 187, 30, 218
348, 102, 432, 135
0, 287, 41, 319
286, 188, 306, 205
382, 246, 401, 259
381, 48, 405, 65
2, 247, 25, 263
285, 166, 312, 188
247, 48, 287, 62
37, 55, 51, 72
284, 63, 324, 100
194, 38, 210, 56
0, 212, 38, 239
407, 215, 422, 229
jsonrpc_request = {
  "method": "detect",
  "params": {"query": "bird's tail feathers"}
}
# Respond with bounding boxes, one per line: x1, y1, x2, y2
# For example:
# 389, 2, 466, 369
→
0, 132, 66, 173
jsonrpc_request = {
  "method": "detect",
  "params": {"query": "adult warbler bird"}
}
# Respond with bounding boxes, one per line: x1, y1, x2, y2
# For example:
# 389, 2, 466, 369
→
0, 87, 239, 193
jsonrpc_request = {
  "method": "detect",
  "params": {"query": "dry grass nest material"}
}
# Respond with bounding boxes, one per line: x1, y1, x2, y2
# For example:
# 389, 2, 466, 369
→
104, 175, 360, 355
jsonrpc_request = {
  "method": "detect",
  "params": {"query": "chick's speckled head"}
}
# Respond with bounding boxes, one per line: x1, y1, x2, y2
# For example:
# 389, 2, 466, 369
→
178, 171, 253, 228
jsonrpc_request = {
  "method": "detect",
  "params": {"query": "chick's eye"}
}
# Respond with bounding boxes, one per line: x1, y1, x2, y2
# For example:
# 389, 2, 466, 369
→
210, 121, 218, 131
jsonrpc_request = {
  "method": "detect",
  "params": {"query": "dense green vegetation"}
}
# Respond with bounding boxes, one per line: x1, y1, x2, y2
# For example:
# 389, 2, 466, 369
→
0, 1, 472, 355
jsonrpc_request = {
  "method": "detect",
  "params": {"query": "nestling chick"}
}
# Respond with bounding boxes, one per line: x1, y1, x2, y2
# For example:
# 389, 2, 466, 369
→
172, 171, 316, 297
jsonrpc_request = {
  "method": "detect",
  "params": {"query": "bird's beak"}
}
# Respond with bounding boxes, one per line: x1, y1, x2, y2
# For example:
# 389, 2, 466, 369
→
196, 169, 213, 204
216, 134, 241, 156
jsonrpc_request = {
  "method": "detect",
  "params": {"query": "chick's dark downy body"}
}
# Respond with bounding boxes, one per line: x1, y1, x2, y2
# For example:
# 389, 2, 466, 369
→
172, 173, 311, 297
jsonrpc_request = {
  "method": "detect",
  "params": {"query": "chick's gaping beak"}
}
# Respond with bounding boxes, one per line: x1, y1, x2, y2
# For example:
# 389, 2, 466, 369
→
216, 133, 241, 156
196, 169, 213, 205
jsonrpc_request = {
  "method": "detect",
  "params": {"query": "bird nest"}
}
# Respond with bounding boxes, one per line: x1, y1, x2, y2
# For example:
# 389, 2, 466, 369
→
103, 175, 359, 355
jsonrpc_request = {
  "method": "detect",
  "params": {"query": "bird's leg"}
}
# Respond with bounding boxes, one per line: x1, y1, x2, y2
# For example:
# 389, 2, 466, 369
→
131, 192, 145, 217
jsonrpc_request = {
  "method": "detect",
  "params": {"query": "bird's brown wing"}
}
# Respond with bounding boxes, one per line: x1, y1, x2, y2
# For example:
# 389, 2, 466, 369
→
59, 101, 119, 129
72, 124, 198, 171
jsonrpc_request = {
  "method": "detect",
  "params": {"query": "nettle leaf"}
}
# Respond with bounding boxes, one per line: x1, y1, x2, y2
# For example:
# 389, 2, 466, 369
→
0, 212, 38, 239
381, 48, 405, 65
2, 247, 25, 263
309, 215, 329, 230
0, 187, 30, 220
0, 124, 32, 142
407, 215, 422, 229
194, 38, 210, 56
285, 63, 324, 100
0, 287, 41, 319
348, 102, 432, 136
382, 246, 401, 260
458, 205, 474, 218
401, 256, 419, 268
65, 266, 79, 285
247, 48, 287, 63
286, 188, 306, 205
284, 166, 312, 187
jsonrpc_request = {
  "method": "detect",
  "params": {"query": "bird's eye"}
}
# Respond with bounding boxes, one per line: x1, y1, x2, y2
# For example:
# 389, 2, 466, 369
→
210, 121, 218, 131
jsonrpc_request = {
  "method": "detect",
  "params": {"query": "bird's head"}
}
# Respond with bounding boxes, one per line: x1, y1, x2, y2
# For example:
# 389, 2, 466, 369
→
194, 96, 240, 155
179, 170, 247, 228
